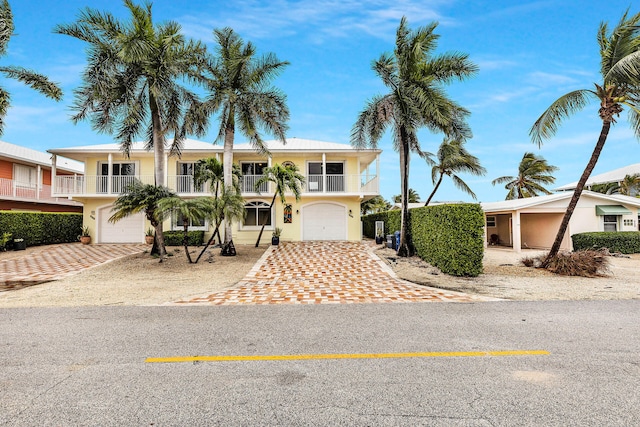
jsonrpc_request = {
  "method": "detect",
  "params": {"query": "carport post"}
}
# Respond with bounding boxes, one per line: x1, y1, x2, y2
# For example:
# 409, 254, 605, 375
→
511, 211, 522, 253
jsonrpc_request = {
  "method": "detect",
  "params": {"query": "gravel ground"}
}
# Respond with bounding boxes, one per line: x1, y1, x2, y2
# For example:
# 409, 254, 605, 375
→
1, 243, 639, 307
377, 246, 640, 301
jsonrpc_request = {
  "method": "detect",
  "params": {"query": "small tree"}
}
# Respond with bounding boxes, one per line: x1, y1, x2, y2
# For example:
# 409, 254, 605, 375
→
109, 181, 175, 261
157, 196, 213, 263
195, 186, 246, 263
392, 188, 420, 203
423, 138, 485, 206
491, 152, 557, 200
253, 163, 305, 247
361, 195, 391, 215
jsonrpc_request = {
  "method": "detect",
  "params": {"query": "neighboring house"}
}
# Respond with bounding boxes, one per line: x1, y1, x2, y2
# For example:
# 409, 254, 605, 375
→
556, 163, 640, 194
0, 140, 83, 213
481, 190, 640, 252
48, 138, 381, 244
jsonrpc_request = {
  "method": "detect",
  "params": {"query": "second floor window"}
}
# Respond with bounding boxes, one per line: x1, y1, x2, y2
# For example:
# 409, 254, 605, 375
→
307, 162, 345, 192
241, 162, 268, 193
176, 162, 203, 193
98, 162, 136, 193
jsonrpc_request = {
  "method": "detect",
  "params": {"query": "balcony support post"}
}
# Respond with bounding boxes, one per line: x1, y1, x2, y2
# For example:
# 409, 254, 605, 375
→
51, 155, 57, 195
322, 153, 326, 194
107, 153, 113, 194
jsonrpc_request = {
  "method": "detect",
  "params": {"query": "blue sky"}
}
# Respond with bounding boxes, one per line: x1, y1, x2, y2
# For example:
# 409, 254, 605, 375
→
2, 0, 638, 202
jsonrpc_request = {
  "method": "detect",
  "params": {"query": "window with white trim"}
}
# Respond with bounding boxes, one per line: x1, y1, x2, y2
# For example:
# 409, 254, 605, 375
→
486, 215, 496, 227
603, 215, 618, 232
243, 201, 272, 227
171, 211, 208, 231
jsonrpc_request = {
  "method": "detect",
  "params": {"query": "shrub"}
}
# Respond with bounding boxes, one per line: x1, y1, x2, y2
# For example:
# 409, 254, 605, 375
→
163, 230, 204, 246
572, 231, 640, 254
0, 211, 82, 247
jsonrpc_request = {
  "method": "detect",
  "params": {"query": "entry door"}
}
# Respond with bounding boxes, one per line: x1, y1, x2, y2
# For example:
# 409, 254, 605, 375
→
302, 203, 346, 240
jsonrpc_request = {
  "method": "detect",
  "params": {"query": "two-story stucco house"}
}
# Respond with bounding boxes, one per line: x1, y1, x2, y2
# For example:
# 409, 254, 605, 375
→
48, 138, 381, 244
0, 140, 83, 213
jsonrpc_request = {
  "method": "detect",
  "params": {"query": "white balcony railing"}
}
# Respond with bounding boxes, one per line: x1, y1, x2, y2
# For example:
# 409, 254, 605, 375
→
53, 173, 379, 196
0, 177, 80, 205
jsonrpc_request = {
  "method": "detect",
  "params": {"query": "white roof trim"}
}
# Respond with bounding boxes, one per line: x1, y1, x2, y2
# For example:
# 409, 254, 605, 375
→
0, 140, 84, 173
556, 163, 640, 190
482, 190, 640, 213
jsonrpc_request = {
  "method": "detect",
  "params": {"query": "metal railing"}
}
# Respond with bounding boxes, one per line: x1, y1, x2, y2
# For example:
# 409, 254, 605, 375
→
53, 173, 379, 196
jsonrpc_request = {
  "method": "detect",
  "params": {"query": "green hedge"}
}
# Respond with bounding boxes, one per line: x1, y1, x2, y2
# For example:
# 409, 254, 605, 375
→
362, 204, 484, 277
163, 230, 204, 246
572, 231, 640, 254
0, 211, 83, 248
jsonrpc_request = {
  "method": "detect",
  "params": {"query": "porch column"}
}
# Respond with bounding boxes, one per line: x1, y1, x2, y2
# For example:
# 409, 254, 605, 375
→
36, 165, 41, 200
107, 153, 113, 194
512, 211, 522, 253
376, 153, 380, 193
51, 155, 57, 195
267, 156, 272, 193
322, 153, 326, 193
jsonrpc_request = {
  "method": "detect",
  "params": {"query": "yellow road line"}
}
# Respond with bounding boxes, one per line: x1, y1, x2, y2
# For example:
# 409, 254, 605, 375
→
145, 350, 549, 363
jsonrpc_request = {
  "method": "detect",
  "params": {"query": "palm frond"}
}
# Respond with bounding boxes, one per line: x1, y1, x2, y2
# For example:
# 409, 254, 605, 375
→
530, 89, 595, 146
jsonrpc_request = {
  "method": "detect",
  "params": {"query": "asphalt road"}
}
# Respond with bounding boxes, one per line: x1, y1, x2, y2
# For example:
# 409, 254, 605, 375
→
1, 301, 639, 426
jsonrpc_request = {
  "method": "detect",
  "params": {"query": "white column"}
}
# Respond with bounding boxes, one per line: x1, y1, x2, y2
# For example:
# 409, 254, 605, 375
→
512, 211, 522, 253
51, 155, 57, 195
356, 158, 361, 194
322, 153, 326, 193
376, 153, 380, 193
107, 153, 113, 194
36, 165, 42, 200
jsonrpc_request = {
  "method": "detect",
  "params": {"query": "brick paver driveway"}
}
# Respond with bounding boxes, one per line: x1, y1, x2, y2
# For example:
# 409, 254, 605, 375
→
0, 243, 147, 287
178, 241, 492, 305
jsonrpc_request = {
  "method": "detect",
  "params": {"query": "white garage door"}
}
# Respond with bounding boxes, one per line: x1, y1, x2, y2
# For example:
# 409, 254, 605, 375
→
98, 206, 144, 243
302, 203, 346, 241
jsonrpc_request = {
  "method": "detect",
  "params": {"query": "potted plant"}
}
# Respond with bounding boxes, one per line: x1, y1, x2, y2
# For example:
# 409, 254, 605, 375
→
145, 227, 154, 245
375, 230, 385, 245
79, 226, 91, 245
271, 227, 282, 246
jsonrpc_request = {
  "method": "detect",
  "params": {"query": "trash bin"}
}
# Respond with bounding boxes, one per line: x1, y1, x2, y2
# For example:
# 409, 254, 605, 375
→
394, 231, 400, 251
13, 239, 26, 251
386, 234, 394, 249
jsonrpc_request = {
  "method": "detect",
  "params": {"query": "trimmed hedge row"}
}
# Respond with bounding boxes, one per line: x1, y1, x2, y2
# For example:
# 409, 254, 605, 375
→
163, 230, 204, 246
0, 211, 83, 248
572, 231, 640, 254
362, 204, 484, 277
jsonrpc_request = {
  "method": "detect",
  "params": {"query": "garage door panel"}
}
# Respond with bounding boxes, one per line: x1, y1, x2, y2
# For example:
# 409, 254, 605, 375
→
99, 206, 143, 243
302, 203, 345, 241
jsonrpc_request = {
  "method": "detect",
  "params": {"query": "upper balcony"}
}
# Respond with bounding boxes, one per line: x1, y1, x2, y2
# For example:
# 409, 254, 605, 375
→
0, 177, 82, 206
53, 173, 379, 197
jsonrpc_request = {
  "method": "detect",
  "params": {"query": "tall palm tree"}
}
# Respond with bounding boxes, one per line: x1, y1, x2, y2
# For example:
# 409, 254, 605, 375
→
0, 0, 62, 135
351, 17, 477, 257
491, 152, 557, 200
109, 181, 176, 260
253, 163, 305, 247
204, 27, 289, 246
589, 181, 620, 195
55, 1, 206, 185
393, 188, 421, 203
157, 196, 214, 263
530, 11, 640, 267
423, 139, 486, 206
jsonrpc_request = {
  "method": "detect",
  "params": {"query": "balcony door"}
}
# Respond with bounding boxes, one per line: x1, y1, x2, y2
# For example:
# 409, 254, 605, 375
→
307, 162, 344, 192
176, 162, 203, 193
99, 162, 136, 194
241, 162, 268, 193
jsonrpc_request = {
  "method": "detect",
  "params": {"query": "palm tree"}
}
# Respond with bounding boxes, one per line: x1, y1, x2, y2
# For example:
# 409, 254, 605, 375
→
109, 181, 176, 260
351, 17, 477, 257
204, 27, 289, 246
589, 181, 620, 195
0, 0, 62, 135
619, 173, 640, 196
491, 152, 557, 200
393, 188, 421, 203
194, 186, 246, 263
253, 163, 305, 247
530, 11, 640, 267
361, 195, 392, 215
56, 1, 207, 253
193, 157, 242, 197
157, 196, 214, 263
423, 139, 486, 206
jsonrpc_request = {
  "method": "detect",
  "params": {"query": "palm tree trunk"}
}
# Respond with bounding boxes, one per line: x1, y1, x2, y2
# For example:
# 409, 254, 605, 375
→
195, 225, 220, 263
397, 126, 413, 257
541, 121, 611, 268
149, 93, 167, 261
424, 174, 444, 206
183, 224, 193, 263
255, 193, 278, 247
222, 114, 235, 247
